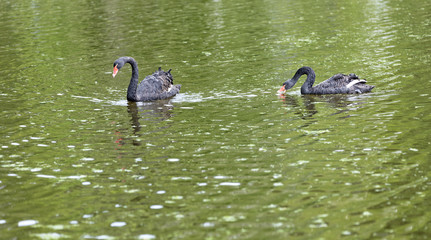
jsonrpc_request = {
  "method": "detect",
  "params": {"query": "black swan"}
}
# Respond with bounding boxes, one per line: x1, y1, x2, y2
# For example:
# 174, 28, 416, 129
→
278, 66, 374, 94
112, 56, 181, 101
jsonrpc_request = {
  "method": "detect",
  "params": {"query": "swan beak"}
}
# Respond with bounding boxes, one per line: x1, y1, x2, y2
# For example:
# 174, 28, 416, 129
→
112, 65, 119, 78
277, 85, 286, 94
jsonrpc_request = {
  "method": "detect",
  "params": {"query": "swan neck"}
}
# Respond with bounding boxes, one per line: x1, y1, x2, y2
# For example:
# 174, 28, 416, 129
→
297, 67, 315, 94
125, 57, 139, 101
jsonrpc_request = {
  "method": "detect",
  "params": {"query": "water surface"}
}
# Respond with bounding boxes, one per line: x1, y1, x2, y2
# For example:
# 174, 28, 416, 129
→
0, 0, 431, 239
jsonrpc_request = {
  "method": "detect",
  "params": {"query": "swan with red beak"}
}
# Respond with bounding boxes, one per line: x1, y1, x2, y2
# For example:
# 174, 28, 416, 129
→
111, 56, 181, 102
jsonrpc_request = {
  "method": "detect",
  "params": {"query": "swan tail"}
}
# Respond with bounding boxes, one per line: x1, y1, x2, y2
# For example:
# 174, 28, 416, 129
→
346, 74, 374, 93
151, 67, 176, 91
159, 84, 181, 100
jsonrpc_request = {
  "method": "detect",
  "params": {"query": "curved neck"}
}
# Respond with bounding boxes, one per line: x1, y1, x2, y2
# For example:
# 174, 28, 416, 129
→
292, 67, 315, 94
124, 57, 139, 101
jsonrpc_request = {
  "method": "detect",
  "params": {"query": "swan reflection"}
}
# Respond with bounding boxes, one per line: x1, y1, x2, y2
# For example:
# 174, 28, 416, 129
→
280, 93, 370, 119
127, 99, 175, 134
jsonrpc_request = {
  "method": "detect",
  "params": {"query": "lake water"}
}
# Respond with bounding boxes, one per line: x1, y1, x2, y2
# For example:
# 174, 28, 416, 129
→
1, 0, 430, 239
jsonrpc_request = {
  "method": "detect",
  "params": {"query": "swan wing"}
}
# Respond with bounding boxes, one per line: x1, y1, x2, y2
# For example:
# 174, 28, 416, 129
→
316, 74, 367, 88
137, 75, 164, 94
134, 68, 179, 101
310, 73, 373, 94
314, 74, 346, 89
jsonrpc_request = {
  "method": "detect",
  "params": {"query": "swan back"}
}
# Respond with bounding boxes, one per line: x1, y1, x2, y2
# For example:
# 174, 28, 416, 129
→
136, 67, 181, 101
312, 73, 374, 94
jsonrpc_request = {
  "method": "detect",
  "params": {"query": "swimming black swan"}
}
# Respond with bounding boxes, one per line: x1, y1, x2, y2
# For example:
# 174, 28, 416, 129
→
278, 66, 374, 94
112, 56, 181, 101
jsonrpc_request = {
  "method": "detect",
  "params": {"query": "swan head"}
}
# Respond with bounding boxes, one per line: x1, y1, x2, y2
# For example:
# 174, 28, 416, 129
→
278, 79, 296, 93
112, 59, 126, 78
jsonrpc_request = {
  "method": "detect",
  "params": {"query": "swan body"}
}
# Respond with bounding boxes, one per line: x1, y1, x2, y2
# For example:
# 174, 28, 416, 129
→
112, 56, 181, 102
278, 66, 374, 95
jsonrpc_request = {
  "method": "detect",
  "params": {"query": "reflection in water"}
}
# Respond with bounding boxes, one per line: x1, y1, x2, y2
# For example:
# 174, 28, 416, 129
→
280, 94, 318, 120
1, 0, 429, 238
127, 99, 174, 134
280, 93, 371, 119
114, 99, 175, 148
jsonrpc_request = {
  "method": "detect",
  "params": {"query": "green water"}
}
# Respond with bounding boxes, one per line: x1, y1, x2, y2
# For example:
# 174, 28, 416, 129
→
1, 0, 430, 239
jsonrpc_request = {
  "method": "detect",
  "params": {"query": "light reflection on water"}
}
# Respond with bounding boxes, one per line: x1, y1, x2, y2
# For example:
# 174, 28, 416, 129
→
1, 0, 431, 239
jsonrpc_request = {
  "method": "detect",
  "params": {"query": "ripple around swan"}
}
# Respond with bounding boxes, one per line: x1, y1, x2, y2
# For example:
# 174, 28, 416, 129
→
171, 90, 262, 103
1, 0, 430, 239
72, 91, 261, 106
